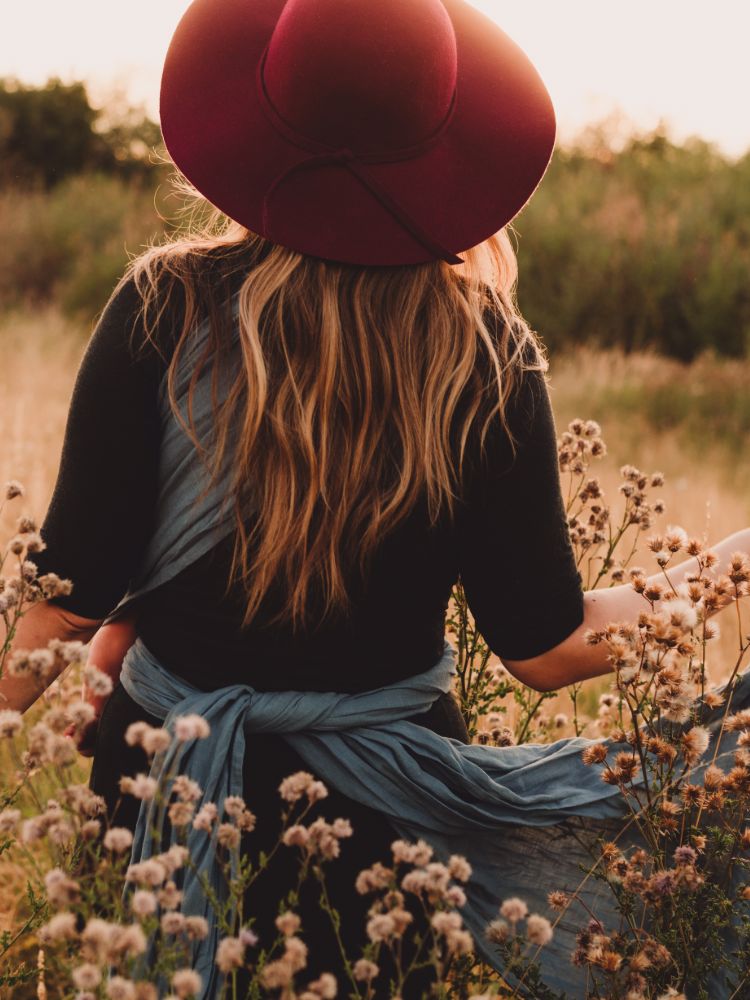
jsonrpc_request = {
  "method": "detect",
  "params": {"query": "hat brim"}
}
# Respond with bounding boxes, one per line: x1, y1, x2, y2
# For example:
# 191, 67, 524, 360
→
160, 0, 556, 266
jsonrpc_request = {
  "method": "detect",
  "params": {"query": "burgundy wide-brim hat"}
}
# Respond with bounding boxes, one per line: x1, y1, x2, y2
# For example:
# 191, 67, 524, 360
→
160, 0, 556, 266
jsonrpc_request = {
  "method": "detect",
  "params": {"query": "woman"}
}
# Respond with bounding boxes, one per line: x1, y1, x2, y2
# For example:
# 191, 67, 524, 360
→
3, 0, 750, 996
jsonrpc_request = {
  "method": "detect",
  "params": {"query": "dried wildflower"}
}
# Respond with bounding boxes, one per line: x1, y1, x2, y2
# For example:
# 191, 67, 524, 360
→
174, 714, 210, 741
171, 969, 202, 998
287, 936, 308, 970
5, 480, 24, 499
107, 977, 137, 1000
279, 771, 316, 802
703, 764, 725, 789
599, 949, 623, 971
168, 801, 195, 827
192, 802, 218, 831
48, 820, 75, 845
125, 722, 150, 747
674, 845, 698, 866
131, 890, 157, 918
39, 911, 78, 942
20, 817, 46, 843
44, 868, 80, 907
142, 728, 171, 755
299, 816, 353, 859
236, 808, 256, 831
356, 862, 393, 894
221, 794, 244, 817
445, 884, 467, 907
217, 823, 241, 850
353, 959, 379, 982
547, 890, 569, 910
304, 973, 337, 998
367, 913, 396, 942
158, 881, 183, 910
0, 807, 21, 833
485, 918, 510, 943
120, 774, 158, 801
261, 960, 293, 989
158, 845, 189, 874
582, 743, 609, 765
681, 725, 710, 764
126, 859, 168, 887
82, 665, 114, 698
38, 572, 73, 598
276, 911, 301, 936
282, 824, 309, 847
216, 936, 245, 972
185, 916, 210, 940
115, 924, 147, 958
80, 918, 116, 962
161, 912, 186, 935
104, 827, 134, 853
401, 869, 429, 895
526, 914, 553, 946
0, 709, 23, 738
432, 911, 462, 936
72, 965, 102, 990
307, 780, 328, 803
724, 709, 750, 732
391, 837, 434, 866
500, 897, 528, 923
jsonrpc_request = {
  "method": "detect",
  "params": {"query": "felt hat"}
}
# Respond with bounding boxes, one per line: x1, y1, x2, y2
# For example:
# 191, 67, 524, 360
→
160, 0, 556, 266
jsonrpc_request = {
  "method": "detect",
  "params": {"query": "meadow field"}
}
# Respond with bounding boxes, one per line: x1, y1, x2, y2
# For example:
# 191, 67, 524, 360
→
3, 87, 750, 997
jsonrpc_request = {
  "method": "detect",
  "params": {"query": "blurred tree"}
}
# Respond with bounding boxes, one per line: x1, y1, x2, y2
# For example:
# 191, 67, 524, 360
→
0, 77, 161, 187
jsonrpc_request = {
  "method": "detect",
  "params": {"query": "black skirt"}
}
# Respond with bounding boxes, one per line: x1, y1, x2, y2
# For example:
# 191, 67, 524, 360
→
89, 681, 469, 998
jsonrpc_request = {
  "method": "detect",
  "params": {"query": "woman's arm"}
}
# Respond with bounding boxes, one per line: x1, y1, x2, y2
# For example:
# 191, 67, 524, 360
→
0, 601, 102, 713
65, 615, 139, 755
503, 526, 750, 692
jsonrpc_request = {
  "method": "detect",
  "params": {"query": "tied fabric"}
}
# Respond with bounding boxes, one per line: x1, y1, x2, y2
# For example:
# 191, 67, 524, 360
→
112, 296, 750, 998
120, 633, 750, 999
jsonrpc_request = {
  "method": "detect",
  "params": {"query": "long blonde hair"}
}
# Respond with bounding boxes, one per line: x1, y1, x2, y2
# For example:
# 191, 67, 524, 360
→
123, 200, 545, 631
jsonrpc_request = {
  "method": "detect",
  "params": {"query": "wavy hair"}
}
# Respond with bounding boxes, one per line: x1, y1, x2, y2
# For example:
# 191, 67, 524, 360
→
122, 193, 545, 630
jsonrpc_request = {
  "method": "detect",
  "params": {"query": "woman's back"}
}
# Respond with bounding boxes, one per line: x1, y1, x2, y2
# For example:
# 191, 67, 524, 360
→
32, 241, 582, 696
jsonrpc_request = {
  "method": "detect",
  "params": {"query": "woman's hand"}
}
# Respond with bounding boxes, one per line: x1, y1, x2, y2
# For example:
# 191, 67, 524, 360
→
503, 526, 750, 693
65, 613, 139, 756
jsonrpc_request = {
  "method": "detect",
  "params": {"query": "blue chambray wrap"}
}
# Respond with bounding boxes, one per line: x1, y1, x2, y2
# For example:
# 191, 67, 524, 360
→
110, 297, 750, 999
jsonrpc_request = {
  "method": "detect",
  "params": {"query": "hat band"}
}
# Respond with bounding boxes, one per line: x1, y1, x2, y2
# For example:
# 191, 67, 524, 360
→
256, 48, 463, 265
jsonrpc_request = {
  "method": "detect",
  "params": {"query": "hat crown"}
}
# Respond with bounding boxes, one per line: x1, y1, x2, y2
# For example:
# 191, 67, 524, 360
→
263, 0, 458, 155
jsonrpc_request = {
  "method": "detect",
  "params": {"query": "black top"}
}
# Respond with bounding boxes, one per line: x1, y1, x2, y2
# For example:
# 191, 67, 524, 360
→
32, 269, 583, 694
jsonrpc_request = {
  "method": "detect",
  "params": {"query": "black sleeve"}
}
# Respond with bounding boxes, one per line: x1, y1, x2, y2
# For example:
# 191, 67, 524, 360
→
457, 362, 584, 661
30, 277, 167, 619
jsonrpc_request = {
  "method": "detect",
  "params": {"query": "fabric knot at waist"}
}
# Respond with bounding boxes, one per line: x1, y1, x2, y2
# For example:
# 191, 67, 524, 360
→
121, 634, 456, 736
118, 635, 456, 998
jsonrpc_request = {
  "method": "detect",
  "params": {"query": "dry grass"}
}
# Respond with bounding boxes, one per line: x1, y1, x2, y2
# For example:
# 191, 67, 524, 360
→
0, 310, 85, 540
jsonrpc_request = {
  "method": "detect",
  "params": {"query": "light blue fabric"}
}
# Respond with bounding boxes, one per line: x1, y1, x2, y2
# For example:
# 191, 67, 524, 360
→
114, 298, 750, 998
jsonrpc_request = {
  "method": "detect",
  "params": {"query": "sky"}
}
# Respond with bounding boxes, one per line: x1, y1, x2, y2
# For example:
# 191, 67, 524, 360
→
3, 0, 750, 156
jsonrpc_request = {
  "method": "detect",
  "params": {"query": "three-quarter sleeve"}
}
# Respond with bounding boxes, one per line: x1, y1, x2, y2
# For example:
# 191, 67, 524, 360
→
457, 360, 584, 661
30, 277, 165, 619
